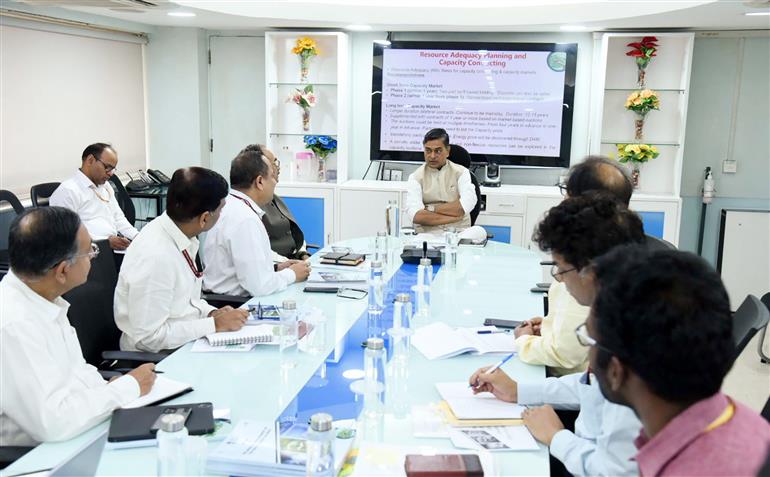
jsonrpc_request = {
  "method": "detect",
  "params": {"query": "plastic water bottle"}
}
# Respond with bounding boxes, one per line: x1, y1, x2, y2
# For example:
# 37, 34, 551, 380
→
443, 227, 459, 270
280, 300, 298, 369
360, 337, 386, 442
306, 413, 335, 477
156, 414, 189, 476
374, 231, 388, 266
368, 261, 385, 315
391, 293, 413, 335
413, 258, 432, 321
388, 294, 413, 419
385, 200, 400, 238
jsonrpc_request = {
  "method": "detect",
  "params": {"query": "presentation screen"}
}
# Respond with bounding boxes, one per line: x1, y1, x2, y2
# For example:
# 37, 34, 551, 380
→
371, 41, 577, 168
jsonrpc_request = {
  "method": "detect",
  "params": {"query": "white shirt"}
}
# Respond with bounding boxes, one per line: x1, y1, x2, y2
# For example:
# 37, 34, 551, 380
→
202, 190, 295, 297
114, 212, 217, 352
518, 371, 641, 476
405, 166, 477, 224
49, 170, 139, 240
0, 271, 139, 446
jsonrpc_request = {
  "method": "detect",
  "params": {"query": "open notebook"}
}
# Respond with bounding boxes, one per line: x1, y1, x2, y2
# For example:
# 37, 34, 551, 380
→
436, 382, 526, 420
205, 323, 278, 347
411, 322, 516, 360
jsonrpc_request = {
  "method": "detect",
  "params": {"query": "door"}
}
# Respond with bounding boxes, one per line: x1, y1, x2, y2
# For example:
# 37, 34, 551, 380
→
209, 36, 265, 178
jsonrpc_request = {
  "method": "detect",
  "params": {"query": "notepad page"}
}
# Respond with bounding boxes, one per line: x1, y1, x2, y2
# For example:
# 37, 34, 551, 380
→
435, 382, 525, 420
411, 322, 476, 360
459, 327, 517, 355
205, 324, 277, 346
122, 376, 192, 409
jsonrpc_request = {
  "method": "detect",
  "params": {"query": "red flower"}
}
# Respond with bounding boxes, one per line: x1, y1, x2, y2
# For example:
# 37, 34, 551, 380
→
641, 36, 658, 43
627, 42, 643, 49
626, 50, 644, 57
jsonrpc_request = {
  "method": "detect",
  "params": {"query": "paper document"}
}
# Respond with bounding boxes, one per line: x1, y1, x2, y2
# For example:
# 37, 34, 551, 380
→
435, 382, 526, 420
412, 322, 516, 360
205, 323, 279, 346
448, 426, 539, 452
122, 375, 192, 409
307, 270, 367, 285
191, 339, 256, 353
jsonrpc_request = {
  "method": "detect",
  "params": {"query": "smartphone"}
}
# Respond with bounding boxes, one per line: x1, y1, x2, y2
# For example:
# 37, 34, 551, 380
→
303, 286, 339, 293
483, 318, 523, 329
150, 406, 192, 432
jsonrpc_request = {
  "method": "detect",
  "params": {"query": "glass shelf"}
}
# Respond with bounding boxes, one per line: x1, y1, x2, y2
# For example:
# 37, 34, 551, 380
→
269, 82, 338, 86
269, 133, 338, 137
604, 88, 685, 92
601, 140, 680, 146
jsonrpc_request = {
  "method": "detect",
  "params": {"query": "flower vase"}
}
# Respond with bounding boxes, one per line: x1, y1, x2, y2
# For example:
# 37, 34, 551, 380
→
634, 116, 645, 140
637, 66, 646, 88
301, 108, 310, 132
316, 154, 327, 183
299, 56, 310, 84
631, 165, 641, 189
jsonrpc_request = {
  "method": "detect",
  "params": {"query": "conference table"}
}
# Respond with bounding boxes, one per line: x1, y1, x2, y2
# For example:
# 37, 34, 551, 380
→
3, 237, 549, 476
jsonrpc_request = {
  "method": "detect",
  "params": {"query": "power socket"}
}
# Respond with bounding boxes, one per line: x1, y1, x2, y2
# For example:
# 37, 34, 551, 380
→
722, 160, 737, 174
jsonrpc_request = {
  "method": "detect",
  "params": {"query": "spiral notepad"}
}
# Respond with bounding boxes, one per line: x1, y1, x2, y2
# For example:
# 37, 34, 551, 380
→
205, 324, 277, 347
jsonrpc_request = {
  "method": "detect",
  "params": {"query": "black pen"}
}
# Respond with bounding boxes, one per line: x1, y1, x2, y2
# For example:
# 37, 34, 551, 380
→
153, 370, 164, 374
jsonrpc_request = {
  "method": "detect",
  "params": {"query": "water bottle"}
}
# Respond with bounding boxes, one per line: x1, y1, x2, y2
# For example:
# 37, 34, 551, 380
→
374, 231, 388, 266
306, 413, 335, 477
360, 337, 386, 442
388, 295, 412, 419
391, 293, 413, 335
385, 200, 400, 238
442, 227, 459, 270
156, 414, 189, 476
368, 261, 384, 315
280, 300, 298, 369
413, 258, 432, 321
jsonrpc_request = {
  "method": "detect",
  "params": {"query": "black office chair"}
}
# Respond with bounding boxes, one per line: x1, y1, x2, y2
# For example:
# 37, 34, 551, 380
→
758, 293, 770, 364
731, 295, 770, 364
761, 395, 770, 424
0, 190, 25, 280
63, 239, 166, 372
108, 175, 136, 226
644, 234, 676, 251
447, 144, 482, 226
0, 447, 33, 470
29, 182, 60, 207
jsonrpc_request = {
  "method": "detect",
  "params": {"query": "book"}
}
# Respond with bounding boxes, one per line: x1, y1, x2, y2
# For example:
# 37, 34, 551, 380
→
320, 252, 365, 266
405, 454, 484, 476
122, 375, 193, 409
307, 270, 367, 285
205, 323, 279, 346
435, 382, 526, 420
411, 322, 516, 360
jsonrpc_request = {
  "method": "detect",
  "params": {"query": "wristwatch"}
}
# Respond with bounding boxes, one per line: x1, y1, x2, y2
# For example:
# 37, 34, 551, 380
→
425, 204, 436, 213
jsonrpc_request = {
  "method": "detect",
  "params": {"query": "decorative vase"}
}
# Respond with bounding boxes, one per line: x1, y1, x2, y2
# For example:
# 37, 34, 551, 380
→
631, 165, 640, 189
634, 116, 645, 140
637, 66, 646, 88
301, 108, 310, 132
316, 153, 327, 183
300, 56, 310, 83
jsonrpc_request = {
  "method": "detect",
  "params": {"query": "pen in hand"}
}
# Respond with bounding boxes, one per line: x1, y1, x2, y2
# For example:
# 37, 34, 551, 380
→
469, 352, 516, 388
476, 329, 510, 334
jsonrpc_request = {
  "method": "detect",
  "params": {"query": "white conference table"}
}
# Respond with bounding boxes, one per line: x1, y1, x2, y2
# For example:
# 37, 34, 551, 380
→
3, 237, 549, 476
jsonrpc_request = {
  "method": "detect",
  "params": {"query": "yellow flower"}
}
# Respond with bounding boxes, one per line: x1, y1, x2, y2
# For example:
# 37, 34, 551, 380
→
639, 144, 649, 151
629, 145, 641, 154
291, 46, 302, 54
632, 98, 643, 106
650, 146, 659, 154
640, 89, 654, 99
626, 92, 638, 102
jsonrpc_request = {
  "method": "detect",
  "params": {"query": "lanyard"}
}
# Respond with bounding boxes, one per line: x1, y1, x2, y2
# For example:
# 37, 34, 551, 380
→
704, 400, 735, 433
181, 250, 202, 278
230, 193, 260, 216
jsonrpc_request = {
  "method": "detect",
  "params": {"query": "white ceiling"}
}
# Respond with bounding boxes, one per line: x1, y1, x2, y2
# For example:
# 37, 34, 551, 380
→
12, 0, 770, 31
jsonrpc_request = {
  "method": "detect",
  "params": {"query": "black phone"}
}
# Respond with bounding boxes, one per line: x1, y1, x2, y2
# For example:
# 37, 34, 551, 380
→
303, 286, 339, 293
484, 318, 523, 329
150, 406, 193, 432
147, 169, 171, 185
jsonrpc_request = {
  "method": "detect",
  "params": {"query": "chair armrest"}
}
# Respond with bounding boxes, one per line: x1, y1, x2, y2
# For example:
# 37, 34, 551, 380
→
101, 350, 167, 364
0, 446, 35, 468
99, 370, 123, 380
201, 293, 250, 309
306, 243, 321, 250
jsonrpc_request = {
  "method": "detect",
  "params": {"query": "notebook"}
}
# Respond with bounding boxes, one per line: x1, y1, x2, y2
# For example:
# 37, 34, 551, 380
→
205, 323, 278, 346
122, 375, 193, 409
320, 252, 365, 266
435, 382, 526, 420
108, 402, 214, 443
411, 322, 516, 360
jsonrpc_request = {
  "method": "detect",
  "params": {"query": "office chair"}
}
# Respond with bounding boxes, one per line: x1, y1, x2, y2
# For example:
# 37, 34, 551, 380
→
731, 295, 770, 364
644, 234, 676, 251
63, 239, 166, 372
0, 190, 25, 280
29, 182, 60, 207
108, 175, 136, 226
447, 144, 483, 225
761, 395, 770, 424
758, 293, 770, 364
0, 447, 33, 470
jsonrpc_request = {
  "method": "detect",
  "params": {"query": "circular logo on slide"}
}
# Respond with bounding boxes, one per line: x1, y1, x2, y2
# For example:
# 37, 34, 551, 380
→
547, 52, 567, 72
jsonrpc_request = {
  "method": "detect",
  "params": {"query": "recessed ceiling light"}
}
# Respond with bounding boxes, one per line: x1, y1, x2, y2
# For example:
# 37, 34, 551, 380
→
744, 11, 770, 15
560, 25, 588, 31
167, 11, 196, 17
346, 24, 372, 31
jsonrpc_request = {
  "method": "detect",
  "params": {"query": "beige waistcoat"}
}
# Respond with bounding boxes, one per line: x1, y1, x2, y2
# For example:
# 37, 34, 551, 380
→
413, 161, 471, 233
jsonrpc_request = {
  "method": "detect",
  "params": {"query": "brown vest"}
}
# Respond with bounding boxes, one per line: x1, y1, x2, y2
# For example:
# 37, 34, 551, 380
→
413, 161, 472, 233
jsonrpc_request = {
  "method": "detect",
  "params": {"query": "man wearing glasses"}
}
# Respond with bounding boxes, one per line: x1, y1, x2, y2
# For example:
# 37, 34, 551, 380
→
50, 143, 138, 251
469, 193, 646, 477
0, 207, 156, 447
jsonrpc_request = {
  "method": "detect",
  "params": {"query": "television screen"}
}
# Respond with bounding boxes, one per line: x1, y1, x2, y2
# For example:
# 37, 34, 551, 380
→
371, 40, 577, 168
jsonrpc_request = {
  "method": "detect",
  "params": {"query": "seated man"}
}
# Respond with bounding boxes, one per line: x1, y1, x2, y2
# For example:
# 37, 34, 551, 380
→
405, 128, 477, 234
203, 145, 310, 297
0, 207, 155, 446
50, 143, 138, 251
115, 167, 248, 352
258, 147, 311, 261
469, 193, 646, 477
589, 246, 770, 476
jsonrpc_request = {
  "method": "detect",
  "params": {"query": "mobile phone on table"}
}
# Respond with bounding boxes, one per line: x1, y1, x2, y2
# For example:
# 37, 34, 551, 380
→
483, 318, 523, 329
150, 406, 192, 432
303, 286, 340, 293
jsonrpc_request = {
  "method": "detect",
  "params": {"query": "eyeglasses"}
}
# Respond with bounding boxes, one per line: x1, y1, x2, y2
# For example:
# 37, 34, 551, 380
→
337, 288, 368, 300
555, 182, 568, 196
70, 243, 100, 262
94, 156, 116, 173
575, 323, 615, 357
550, 264, 577, 281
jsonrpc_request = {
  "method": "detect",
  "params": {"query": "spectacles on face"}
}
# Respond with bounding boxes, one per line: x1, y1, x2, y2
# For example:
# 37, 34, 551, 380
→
70, 243, 100, 262
575, 322, 615, 357
556, 182, 567, 196
550, 263, 577, 281
94, 156, 116, 173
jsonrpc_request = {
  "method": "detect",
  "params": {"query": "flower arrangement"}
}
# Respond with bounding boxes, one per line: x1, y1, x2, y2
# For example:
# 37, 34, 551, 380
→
626, 36, 658, 86
303, 135, 338, 159
615, 143, 659, 165
625, 89, 660, 139
287, 85, 316, 131
292, 37, 319, 83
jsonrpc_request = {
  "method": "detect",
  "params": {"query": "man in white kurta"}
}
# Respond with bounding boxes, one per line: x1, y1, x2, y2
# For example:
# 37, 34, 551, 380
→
0, 207, 155, 446
114, 167, 249, 353
203, 145, 309, 297
50, 143, 138, 251
405, 128, 477, 234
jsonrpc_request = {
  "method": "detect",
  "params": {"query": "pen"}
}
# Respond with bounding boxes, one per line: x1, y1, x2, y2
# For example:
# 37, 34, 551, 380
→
476, 329, 509, 334
153, 370, 164, 374
470, 352, 516, 388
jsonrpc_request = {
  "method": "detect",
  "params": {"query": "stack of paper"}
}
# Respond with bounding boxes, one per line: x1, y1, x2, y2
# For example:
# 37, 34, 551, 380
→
411, 322, 516, 360
307, 270, 367, 286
